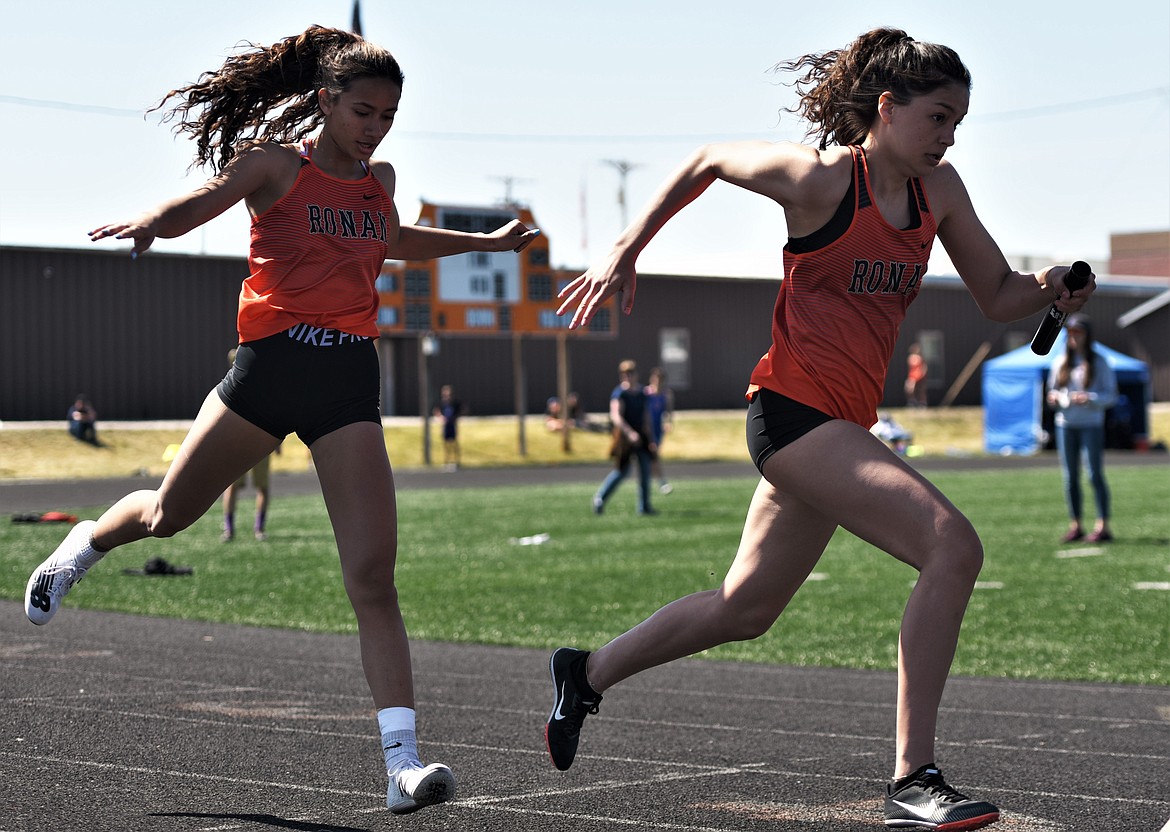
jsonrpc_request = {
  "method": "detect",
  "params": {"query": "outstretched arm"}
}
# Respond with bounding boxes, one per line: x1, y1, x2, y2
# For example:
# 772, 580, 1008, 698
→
369, 160, 539, 260
557, 141, 813, 330
555, 149, 716, 330
931, 161, 1095, 321
88, 143, 280, 257
389, 221, 540, 261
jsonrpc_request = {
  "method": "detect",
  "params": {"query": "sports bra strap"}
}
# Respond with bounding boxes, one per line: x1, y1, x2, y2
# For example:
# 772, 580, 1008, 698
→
300, 138, 369, 173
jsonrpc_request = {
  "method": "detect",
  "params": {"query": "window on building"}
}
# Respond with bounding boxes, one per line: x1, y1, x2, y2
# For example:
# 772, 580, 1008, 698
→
465, 308, 496, 329
375, 273, 398, 293
405, 269, 430, 297
659, 328, 691, 390
528, 273, 552, 301
916, 330, 944, 389
405, 303, 431, 330
539, 310, 570, 330
588, 308, 612, 334
378, 306, 400, 327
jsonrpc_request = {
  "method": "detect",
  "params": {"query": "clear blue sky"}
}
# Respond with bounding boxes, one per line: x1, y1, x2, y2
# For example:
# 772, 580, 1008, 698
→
2, 0, 1167, 278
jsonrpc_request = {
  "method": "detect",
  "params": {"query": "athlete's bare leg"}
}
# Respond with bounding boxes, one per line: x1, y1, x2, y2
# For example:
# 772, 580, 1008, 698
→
586, 477, 835, 689
92, 391, 281, 550
757, 421, 983, 778
587, 419, 983, 780
310, 421, 413, 709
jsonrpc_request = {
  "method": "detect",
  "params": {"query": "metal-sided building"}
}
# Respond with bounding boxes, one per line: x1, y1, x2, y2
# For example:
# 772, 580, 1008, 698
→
2, 218, 1167, 422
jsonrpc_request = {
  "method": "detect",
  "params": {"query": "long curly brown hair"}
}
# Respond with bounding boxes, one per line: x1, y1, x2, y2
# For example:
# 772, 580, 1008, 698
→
151, 24, 405, 172
776, 27, 971, 150
1056, 317, 1096, 389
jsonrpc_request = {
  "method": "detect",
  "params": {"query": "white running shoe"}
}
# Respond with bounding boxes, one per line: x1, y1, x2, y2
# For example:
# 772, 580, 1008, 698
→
25, 520, 97, 625
386, 762, 456, 815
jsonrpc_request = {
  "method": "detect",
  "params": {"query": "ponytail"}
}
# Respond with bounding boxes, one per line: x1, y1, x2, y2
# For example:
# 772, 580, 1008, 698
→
152, 24, 404, 172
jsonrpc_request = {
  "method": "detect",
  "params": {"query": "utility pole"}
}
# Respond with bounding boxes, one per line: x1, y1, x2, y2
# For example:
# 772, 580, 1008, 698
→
490, 175, 532, 209
602, 159, 640, 230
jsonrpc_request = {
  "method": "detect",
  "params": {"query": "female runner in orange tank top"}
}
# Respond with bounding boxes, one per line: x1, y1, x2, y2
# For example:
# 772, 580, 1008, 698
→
25, 25, 537, 816
546, 27, 1094, 831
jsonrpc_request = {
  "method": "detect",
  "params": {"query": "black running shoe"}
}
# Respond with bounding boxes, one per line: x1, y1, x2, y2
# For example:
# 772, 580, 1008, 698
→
884, 764, 999, 830
544, 647, 602, 770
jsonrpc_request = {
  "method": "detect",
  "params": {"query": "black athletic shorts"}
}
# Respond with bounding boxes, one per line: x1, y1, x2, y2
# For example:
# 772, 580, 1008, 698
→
746, 387, 835, 473
216, 325, 381, 446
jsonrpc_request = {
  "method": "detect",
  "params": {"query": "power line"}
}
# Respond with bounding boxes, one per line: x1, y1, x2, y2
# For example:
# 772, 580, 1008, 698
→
4, 86, 1167, 137
974, 86, 1169, 123
0, 94, 147, 118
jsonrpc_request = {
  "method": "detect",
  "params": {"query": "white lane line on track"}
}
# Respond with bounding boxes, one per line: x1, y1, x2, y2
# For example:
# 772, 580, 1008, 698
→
5, 648, 1166, 704
10, 696, 1170, 767
0, 750, 381, 798
5, 748, 1165, 825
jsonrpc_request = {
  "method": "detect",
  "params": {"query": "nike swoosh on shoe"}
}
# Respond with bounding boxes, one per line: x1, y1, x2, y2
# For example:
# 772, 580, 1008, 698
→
891, 797, 940, 820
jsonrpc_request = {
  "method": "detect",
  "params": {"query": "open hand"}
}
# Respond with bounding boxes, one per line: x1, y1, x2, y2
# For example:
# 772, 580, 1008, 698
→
556, 254, 637, 330
88, 217, 158, 258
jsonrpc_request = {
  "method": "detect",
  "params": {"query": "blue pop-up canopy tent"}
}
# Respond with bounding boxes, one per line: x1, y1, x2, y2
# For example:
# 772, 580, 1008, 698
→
982, 335, 1150, 454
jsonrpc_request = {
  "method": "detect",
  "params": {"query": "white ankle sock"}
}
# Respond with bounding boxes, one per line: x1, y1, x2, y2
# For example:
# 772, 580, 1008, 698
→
377, 707, 421, 775
76, 525, 105, 569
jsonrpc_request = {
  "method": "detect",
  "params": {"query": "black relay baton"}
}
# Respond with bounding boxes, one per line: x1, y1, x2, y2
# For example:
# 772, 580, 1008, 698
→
1030, 260, 1091, 355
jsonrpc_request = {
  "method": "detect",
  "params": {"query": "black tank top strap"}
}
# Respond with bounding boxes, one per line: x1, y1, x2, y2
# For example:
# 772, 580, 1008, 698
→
911, 177, 930, 214
785, 146, 862, 255
853, 146, 872, 210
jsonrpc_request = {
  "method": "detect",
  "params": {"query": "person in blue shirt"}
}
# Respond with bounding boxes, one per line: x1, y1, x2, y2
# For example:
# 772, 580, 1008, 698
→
592, 360, 656, 515
433, 384, 463, 471
645, 367, 674, 494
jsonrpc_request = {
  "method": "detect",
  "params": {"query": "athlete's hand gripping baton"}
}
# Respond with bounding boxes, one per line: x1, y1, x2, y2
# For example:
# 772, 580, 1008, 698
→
1030, 261, 1091, 355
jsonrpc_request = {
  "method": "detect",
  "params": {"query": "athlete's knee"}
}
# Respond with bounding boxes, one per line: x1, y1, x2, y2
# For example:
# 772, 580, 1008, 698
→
928, 513, 984, 581
342, 552, 398, 609
145, 499, 199, 539
727, 611, 778, 642
709, 590, 782, 642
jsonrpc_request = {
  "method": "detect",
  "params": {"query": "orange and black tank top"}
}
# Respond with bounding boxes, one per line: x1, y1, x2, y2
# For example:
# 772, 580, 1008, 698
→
237, 140, 396, 342
747, 146, 936, 427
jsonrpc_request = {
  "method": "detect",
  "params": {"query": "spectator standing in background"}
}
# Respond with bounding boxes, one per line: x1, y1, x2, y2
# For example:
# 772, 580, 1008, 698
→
645, 367, 674, 494
592, 360, 656, 516
1046, 314, 1117, 543
434, 384, 463, 471
905, 343, 928, 407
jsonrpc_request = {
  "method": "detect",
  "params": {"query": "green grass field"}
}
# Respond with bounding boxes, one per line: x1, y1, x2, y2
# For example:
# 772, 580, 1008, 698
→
2, 465, 1166, 686
7, 404, 1167, 480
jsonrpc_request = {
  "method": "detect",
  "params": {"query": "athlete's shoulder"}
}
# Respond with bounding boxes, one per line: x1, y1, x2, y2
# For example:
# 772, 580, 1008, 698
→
919, 158, 969, 217
750, 142, 849, 183
773, 144, 854, 232
231, 141, 303, 173
369, 159, 397, 198
233, 142, 306, 215
926, 157, 964, 187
